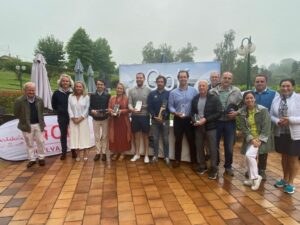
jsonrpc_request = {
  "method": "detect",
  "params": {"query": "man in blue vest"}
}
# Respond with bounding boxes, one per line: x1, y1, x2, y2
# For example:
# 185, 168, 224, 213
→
253, 74, 276, 180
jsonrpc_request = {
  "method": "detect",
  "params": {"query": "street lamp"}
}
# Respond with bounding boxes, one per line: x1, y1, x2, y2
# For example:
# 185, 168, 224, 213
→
237, 36, 256, 90
16, 65, 26, 90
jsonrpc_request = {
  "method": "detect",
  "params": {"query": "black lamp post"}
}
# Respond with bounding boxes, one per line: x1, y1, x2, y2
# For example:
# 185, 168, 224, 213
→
237, 36, 256, 90
16, 65, 26, 90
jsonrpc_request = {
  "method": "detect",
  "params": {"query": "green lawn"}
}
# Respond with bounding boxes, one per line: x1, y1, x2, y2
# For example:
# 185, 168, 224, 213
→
0, 71, 60, 91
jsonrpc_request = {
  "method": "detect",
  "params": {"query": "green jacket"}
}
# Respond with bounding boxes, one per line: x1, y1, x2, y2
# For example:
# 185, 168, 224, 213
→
239, 104, 273, 155
14, 95, 45, 132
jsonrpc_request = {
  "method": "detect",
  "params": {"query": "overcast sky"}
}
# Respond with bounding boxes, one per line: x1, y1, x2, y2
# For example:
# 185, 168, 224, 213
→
0, 0, 299, 67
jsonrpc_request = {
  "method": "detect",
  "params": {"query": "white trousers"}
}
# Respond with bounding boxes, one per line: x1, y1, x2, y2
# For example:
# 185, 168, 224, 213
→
245, 144, 259, 179
93, 119, 109, 155
22, 124, 45, 161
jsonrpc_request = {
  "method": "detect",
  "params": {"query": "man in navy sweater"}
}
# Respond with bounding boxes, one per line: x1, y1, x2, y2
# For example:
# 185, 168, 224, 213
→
253, 74, 276, 180
52, 74, 75, 160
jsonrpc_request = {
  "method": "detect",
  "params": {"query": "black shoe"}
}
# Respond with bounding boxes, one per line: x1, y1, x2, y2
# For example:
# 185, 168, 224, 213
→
94, 154, 101, 161
196, 167, 208, 175
102, 154, 106, 161
259, 169, 267, 181
27, 161, 36, 168
39, 159, 45, 166
172, 161, 180, 168
224, 168, 234, 176
60, 154, 66, 160
245, 171, 249, 179
205, 154, 210, 162
71, 150, 77, 159
208, 169, 218, 180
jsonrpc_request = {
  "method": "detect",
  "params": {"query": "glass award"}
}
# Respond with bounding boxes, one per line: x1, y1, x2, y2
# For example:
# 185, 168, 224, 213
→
192, 114, 200, 124
134, 100, 143, 111
180, 103, 186, 117
112, 104, 120, 116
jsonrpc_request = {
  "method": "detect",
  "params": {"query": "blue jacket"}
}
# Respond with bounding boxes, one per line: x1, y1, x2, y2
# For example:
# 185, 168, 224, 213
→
254, 88, 276, 111
147, 89, 170, 120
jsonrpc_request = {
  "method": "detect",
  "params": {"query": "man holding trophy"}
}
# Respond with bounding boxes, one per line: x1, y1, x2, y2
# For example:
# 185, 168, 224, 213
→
191, 80, 222, 179
147, 75, 170, 164
168, 70, 198, 168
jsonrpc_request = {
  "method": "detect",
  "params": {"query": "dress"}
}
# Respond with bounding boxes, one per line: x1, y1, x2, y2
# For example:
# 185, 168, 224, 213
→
68, 94, 91, 149
108, 95, 131, 152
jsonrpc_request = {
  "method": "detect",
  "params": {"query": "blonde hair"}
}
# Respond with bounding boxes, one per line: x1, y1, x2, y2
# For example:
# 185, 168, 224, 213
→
57, 74, 74, 88
73, 81, 87, 96
24, 82, 36, 90
116, 83, 126, 95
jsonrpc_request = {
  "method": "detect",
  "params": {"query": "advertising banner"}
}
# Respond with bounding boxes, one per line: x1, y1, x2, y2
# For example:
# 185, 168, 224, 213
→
119, 61, 220, 90
0, 116, 95, 161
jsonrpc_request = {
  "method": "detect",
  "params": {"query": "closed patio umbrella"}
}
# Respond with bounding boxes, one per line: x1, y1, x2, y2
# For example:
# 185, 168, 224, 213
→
74, 58, 85, 82
31, 53, 53, 110
87, 65, 96, 93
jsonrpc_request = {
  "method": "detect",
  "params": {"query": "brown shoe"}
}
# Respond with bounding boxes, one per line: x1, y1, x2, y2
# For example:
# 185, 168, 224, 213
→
27, 161, 36, 168
94, 154, 101, 161
172, 161, 180, 168
71, 149, 77, 158
39, 159, 45, 166
102, 154, 106, 161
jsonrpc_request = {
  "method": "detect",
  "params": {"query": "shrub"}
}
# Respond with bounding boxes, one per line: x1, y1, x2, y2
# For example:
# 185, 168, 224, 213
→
0, 90, 22, 114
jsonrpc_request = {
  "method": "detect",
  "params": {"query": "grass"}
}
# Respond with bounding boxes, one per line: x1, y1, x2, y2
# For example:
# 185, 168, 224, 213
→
0, 71, 62, 91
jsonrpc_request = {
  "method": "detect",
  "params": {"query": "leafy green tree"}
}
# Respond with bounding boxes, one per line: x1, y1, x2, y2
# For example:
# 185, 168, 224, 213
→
175, 43, 198, 62
66, 28, 93, 69
35, 35, 65, 66
214, 29, 237, 73
92, 38, 116, 74
142, 42, 175, 63
233, 55, 257, 86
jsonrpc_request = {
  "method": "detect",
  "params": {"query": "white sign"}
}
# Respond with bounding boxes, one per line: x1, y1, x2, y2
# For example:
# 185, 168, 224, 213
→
0, 115, 95, 161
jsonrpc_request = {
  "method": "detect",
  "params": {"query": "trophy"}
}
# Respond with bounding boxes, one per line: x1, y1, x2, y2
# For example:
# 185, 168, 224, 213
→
192, 113, 200, 124
112, 104, 120, 117
134, 100, 143, 111
155, 99, 167, 121
180, 103, 186, 117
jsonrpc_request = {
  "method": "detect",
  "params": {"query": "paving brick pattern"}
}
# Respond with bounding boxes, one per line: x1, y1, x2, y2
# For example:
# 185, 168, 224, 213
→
0, 144, 300, 225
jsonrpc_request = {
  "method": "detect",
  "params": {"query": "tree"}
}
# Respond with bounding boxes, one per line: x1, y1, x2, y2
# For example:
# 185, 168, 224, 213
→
92, 38, 116, 74
142, 42, 175, 63
66, 28, 93, 69
175, 43, 198, 62
214, 29, 237, 73
35, 35, 65, 66
233, 55, 257, 86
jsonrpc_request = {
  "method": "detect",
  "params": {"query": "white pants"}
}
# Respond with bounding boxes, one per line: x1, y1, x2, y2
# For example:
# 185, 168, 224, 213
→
22, 124, 45, 161
245, 144, 259, 179
93, 119, 109, 156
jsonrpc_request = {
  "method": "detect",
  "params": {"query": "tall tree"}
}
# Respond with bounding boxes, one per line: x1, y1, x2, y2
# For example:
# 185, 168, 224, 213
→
175, 42, 197, 62
92, 38, 116, 74
233, 55, 257, 86
35, 35, 65, 66
142, 42, 175, 63
214, 29, 237, 73
66, 28, 93, 69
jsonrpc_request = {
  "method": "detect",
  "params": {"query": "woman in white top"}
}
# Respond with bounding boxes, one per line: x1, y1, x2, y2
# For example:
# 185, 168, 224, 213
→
68, 81, 91, 161
271, 79, 300, 194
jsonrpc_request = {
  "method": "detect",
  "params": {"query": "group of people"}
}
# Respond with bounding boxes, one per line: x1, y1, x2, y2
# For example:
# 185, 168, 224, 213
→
13, 70, 300, 194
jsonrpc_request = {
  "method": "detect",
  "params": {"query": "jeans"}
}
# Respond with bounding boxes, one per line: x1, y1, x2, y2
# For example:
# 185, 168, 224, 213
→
58, 116, 69, 155
216, 120, 236, 169
173, 117, 196, 163
151, 120, 169, 158
195, 127, 217, 170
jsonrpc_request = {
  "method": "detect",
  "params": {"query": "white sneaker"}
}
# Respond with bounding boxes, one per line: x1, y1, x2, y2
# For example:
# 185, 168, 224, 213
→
243, 179, 253, 186
131, 155, 140, 162
165, 157, 170, 165
152, 156, 158, 163
251, 175, 262, 191
144, 155, 150, 163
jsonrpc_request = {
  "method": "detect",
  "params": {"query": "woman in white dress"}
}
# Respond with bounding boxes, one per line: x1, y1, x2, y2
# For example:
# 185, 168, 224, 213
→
68, 81, 91, 161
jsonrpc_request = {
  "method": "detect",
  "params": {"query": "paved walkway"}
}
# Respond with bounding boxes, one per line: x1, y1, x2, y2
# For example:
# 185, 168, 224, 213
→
0, 143, 300, 225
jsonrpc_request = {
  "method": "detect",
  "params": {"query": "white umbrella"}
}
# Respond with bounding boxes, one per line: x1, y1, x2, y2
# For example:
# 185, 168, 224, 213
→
74, 58, 85, 82
31, 53, 53, 110
87, 65, 96, 93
